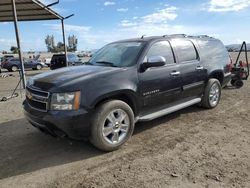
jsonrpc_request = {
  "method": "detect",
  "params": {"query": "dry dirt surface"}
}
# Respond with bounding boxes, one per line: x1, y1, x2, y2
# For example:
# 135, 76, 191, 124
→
0, 69, 250, 188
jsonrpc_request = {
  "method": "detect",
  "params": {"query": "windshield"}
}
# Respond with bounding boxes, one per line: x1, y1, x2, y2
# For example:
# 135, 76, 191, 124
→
89, 42, 144, 67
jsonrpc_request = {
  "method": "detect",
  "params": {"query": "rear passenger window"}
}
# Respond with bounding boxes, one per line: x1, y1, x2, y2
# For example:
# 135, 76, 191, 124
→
147, 41, 175, 64
173, 39, 198, 62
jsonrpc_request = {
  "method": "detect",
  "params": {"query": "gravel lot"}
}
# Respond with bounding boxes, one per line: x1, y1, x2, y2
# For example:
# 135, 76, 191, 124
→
0, 63, 249, 188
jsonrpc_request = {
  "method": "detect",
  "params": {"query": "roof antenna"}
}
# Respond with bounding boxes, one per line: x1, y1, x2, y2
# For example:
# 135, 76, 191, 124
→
141, 35, 146, 39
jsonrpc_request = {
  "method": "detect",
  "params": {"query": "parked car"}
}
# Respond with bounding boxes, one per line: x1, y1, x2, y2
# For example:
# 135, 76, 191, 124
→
24, 34, 231, 151
1, 55, 14, 64
50, 53, 82, 70
1, 58, 43, 72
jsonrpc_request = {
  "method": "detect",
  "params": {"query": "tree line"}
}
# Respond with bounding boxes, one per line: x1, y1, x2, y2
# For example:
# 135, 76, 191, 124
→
8, 35, 78, 54
45, 35, 78, 53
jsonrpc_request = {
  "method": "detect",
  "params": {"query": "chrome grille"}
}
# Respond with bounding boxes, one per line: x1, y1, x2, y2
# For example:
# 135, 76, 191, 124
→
26, 86, 50, 112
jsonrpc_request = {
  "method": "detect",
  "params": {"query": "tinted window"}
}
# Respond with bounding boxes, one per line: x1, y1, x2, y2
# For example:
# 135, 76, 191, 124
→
51, 55, 66, 64
173, 39, 198, 62
197, 40, 228, 61
147, 41, 175, 64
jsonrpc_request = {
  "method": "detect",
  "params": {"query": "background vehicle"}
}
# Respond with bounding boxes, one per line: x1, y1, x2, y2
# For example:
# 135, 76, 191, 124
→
24, 34, 231, 151
44, 58, 52, 67
1, 55, 14, 65
50, 53, 82, 70
1, 58, 43, 72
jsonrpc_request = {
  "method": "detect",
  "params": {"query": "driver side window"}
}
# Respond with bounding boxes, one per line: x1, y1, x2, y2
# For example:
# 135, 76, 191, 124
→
146, 41, 175, 64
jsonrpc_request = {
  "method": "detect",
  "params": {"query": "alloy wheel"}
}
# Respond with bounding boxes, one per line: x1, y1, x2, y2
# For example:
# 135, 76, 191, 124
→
102, 109, 130, 145
209, 83, 220, 107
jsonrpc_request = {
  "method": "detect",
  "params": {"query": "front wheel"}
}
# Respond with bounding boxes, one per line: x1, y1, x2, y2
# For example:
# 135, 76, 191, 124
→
200, 79, 221, 109
90, 100, 135, 152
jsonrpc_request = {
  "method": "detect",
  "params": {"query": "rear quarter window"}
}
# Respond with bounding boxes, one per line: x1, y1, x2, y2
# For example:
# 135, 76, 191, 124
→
197, 39, 228, 61
172, 39, 198, 62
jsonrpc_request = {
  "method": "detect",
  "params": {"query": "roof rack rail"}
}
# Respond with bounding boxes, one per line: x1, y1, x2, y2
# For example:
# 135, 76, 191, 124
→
198, 35, 210, 38
187, 35, 212, 38
163, 34, 187, 38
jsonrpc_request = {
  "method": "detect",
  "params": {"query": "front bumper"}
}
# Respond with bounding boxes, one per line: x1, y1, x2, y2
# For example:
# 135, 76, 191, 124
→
23, 100, 92, 140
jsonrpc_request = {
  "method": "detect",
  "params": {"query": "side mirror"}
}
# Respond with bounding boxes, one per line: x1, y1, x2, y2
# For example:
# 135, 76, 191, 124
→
142, 56, 166, 70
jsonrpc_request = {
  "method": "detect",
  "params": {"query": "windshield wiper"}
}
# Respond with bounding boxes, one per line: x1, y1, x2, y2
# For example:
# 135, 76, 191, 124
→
95, 61, 118, 67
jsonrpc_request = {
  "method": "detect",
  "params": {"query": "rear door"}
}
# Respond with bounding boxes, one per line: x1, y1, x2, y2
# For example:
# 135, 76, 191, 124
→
139, 40, 182, 112
171, 39, 207, 98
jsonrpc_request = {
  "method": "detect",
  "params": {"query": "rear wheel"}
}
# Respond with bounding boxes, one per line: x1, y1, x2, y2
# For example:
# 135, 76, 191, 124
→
90, 100, 135, 151
200, 79, 221, 109
11, 65, 18, 72
36, 64, 42, 70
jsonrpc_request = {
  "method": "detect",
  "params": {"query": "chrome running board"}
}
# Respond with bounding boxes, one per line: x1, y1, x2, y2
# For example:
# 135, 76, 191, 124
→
138, 98, 201, 121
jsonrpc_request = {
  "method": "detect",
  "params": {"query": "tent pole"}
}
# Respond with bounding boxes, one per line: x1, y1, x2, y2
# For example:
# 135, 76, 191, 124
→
11, 0, 26, 89
61, 19, 68, 67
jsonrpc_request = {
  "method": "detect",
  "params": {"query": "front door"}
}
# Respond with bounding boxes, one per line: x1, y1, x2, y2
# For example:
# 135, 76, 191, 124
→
24, 60, 33, 69
138, 40, 182, 113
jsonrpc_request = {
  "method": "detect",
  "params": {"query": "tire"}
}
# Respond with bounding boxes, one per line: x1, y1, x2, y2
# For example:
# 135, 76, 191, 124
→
231, 79, 236, 86
200, 79, 221, 109
90, 100, 135, 152
36, 64, 42, 70
234, 80, 244, 88
11, 65, 18, 72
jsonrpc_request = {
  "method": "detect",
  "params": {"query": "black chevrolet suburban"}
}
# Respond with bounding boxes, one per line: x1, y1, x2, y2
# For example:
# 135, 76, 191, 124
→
24, 34, 231, 151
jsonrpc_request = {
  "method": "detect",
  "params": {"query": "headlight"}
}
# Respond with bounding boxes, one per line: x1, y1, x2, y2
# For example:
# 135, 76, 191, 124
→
50, 91, 81, 111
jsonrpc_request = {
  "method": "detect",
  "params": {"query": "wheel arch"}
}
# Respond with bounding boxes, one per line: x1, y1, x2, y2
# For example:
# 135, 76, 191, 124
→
92, 90, 139, 116
208, 70, 224, 85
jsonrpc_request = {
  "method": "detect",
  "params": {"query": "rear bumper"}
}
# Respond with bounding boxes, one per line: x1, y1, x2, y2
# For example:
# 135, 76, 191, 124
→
23, 100, 92, 140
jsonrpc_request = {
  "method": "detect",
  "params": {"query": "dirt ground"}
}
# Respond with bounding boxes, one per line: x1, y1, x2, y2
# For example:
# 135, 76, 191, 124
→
0, 66, 250, 188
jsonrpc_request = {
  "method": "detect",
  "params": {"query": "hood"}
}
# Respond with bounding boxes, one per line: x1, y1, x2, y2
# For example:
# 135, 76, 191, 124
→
30, 65, 122, 90
33, 55, 41, 61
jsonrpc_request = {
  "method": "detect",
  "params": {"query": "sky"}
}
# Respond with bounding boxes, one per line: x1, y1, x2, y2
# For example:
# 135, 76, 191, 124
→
0, 0, 250, 51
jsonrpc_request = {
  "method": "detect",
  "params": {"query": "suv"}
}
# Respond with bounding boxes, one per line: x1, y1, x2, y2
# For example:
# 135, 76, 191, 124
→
50, 53, 82, 70
1, 58, 43, 72
23, 35, 231, 151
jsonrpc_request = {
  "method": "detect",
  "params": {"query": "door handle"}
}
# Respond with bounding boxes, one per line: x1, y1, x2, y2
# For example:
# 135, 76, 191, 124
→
196, 66, 204, 70
170, 71, 180, 76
